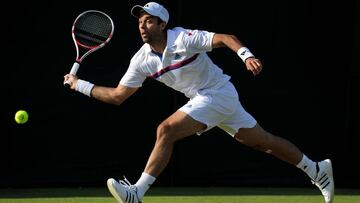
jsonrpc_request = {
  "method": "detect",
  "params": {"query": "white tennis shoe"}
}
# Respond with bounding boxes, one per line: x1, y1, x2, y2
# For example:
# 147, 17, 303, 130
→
107, 177, 142, 203
312, 159, 334, 203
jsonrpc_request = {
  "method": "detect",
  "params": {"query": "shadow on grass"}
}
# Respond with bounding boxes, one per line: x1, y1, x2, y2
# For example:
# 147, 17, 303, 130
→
0, 187, 359, 198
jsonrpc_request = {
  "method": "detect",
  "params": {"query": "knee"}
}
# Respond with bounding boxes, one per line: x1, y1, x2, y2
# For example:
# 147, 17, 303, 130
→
156, 122, 175, 144
236, 131, 274, 153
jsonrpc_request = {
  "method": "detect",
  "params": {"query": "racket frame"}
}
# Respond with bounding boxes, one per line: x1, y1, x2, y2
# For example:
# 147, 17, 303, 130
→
72, 10, 114, 64
65, 10, 114, 87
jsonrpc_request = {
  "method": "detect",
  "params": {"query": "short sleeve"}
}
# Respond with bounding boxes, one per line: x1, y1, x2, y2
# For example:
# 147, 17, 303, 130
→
182, 29, 215, 53
119, 60, 147, 88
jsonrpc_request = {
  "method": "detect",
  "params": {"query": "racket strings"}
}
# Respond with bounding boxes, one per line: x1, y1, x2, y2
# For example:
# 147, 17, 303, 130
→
74, 29, 107, 46
74, 12, 113, 47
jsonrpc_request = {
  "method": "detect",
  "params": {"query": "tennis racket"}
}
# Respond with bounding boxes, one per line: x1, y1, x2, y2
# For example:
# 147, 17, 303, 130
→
64, 10, 114, 87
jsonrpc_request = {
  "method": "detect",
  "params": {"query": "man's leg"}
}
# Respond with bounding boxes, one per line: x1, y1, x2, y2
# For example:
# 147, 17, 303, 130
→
234, 123, 334, 203
135, 110, 206, 199
234, 123, 303, 165
143, 110, 206, 176
108, 110, 206, 203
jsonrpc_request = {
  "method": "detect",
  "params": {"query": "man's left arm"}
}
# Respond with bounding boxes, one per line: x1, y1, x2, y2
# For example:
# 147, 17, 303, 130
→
212, 33, 263, 75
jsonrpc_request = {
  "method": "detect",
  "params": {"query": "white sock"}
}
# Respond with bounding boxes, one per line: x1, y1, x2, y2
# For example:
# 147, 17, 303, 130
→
296, 154, 317, 180
135, 172, 156, 200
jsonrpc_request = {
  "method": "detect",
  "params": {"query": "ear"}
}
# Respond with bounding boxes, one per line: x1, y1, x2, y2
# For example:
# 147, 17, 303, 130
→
160, 22, 167, 31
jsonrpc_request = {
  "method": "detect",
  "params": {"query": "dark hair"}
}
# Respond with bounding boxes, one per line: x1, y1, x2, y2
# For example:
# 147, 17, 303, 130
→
138, 10, 168, 30
138, 9, 166, 25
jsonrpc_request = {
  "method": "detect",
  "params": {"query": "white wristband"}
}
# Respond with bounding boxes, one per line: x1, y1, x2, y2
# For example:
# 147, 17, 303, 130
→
237, 47, 255, 62
75, 79, 94, 97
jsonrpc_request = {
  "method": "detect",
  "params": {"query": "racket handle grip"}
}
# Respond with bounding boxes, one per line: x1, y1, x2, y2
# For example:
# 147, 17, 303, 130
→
70, 62, 80, 75
64, 62, 80, 88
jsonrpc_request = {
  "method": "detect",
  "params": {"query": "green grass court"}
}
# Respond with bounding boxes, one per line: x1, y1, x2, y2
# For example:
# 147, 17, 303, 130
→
0, 187, 359, 203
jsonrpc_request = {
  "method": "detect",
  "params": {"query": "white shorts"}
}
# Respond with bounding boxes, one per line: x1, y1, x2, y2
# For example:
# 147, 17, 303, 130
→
179, 81, 257, 137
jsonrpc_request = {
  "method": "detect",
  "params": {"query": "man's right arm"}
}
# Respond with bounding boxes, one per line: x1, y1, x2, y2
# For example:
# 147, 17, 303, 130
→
63, 74, 138, 106
90, 84, 138, 106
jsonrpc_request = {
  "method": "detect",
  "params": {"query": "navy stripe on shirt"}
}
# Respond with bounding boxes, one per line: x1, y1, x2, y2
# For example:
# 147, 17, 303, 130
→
149, 54, 199, 79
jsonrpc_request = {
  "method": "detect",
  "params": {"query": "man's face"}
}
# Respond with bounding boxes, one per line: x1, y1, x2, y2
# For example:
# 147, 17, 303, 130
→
138, 12, 164, 43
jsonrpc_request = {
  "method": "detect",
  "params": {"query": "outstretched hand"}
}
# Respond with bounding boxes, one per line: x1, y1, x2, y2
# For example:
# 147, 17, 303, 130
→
245, 57, 262, 76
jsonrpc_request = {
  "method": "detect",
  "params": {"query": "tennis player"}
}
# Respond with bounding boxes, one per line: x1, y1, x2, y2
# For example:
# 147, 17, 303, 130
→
64, 2, 334, 203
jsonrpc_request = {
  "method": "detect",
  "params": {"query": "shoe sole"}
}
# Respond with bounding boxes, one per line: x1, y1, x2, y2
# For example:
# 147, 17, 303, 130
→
107, 178, 124, 203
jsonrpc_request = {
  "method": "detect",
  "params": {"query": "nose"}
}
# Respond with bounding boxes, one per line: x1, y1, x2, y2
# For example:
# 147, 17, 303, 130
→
139, 21, 145, 29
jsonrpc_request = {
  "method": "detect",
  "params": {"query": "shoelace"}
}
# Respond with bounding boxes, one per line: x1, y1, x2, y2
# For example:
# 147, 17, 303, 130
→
119, 176, 138, 193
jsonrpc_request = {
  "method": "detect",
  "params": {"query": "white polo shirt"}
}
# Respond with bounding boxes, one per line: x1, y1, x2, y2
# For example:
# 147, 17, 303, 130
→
120, 27, 231, 99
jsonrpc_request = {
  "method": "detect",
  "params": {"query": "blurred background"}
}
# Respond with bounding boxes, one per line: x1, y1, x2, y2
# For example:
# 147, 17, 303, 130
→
1, 0, 359, 189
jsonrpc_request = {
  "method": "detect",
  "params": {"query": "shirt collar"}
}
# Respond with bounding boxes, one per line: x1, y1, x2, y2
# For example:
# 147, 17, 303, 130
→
143, 29, 177, 58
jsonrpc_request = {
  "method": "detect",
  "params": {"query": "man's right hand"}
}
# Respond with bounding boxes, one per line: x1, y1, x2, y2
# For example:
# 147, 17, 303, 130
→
63, 74, 79, 90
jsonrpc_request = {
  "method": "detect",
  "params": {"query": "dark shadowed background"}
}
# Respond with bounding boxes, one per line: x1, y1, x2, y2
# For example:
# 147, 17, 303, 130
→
1, 0, 359, 189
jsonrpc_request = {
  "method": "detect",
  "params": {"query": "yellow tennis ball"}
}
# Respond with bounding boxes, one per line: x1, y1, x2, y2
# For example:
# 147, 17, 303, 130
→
15, 110, 29, 124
